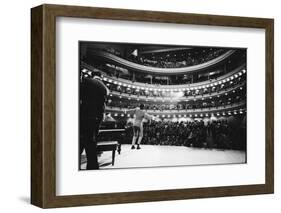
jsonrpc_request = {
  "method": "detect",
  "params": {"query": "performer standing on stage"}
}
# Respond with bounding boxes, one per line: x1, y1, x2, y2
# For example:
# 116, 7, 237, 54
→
80, 71, 109, 170
125, 104, 154, 150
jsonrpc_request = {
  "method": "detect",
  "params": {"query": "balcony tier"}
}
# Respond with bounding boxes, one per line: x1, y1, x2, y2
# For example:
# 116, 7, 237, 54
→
90, 49, 236, 74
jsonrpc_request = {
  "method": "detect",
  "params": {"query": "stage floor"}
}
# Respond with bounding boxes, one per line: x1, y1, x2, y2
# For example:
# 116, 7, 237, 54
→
81, 144, 246, 170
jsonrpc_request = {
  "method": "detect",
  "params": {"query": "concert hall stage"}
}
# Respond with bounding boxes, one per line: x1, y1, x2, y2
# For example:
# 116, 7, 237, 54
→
80, 145, 246, 170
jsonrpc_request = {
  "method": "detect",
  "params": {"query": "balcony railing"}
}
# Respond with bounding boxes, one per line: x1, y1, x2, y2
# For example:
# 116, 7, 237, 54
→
106, 101, 246, 115
109, 81, 246, 102
82, 62, 246, 90
90, 49, 236, 74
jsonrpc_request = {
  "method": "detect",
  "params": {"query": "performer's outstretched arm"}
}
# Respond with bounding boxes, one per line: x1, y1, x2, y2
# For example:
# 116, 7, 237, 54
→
144, 113, 156, 121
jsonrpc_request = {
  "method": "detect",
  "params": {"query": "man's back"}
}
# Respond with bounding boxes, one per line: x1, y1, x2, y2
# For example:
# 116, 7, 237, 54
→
135, 108, 145, 119
80, 77, 108, 119
133, 108, 145, 127
133, 108, 152, 127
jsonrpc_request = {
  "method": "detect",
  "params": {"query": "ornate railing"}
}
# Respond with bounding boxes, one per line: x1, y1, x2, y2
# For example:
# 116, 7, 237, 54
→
106, 101, 245, 114
109, 81, 246, 102
81, 62, 246, 90
90, 49, 236, 74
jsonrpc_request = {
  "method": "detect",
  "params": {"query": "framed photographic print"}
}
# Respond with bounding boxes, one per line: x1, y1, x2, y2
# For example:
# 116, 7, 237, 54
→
31, 4, 274, 208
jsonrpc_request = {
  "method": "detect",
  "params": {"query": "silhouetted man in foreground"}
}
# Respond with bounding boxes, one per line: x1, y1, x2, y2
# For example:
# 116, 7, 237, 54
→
80, 71, 109, 170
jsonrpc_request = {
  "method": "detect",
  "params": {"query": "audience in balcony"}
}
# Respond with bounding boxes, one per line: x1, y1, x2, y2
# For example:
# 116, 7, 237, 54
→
104, 75, 246, 99
101, 47, 227, 69
107, 92, 245, 111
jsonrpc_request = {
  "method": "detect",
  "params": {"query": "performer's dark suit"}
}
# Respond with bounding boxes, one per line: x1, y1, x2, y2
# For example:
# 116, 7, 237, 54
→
80, 77, 108, 170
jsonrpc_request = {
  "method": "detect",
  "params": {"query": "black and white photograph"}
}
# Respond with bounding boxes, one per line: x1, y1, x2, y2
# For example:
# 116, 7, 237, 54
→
79, 42, 247, 170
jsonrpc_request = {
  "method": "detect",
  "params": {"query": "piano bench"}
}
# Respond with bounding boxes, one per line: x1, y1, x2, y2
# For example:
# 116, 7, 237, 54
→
97, 141, 118, 166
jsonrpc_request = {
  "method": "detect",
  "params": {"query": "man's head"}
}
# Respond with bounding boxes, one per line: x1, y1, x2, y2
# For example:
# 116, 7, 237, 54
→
92, 71, 102, 80
140, 104, 145, 110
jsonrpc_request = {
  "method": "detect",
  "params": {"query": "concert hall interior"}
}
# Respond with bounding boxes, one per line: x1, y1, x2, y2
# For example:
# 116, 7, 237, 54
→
79, 42, 247, 170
